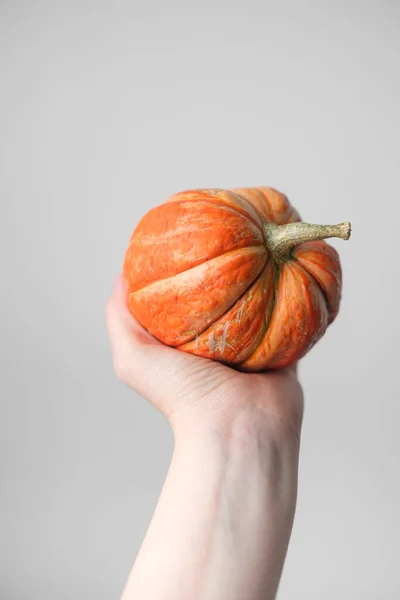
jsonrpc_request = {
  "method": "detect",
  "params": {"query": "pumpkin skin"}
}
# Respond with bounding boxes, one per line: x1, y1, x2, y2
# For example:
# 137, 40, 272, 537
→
123, 187, 344, 371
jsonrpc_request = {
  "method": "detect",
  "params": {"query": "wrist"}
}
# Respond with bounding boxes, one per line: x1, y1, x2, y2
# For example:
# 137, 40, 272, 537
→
172, 404, 301, 517
167, 401, 300, 600
171, 401, 302, 461
168, 367, 303, 456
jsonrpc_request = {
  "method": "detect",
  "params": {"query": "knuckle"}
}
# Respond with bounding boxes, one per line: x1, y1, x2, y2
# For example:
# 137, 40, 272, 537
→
113, 353, 140, 389
113, 357, 129, 383
105, 298, 114, 321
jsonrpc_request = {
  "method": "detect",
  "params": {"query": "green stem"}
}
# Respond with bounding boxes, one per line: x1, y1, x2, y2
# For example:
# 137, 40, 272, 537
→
263, 221, 351, 263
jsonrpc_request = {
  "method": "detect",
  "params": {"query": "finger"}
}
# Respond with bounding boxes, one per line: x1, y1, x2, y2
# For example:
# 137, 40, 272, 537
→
105, 275, 199, 392
105, 275, 164, 382
105, 275, 229, 416
283, 361, 299, 376
106, 274, 158, 345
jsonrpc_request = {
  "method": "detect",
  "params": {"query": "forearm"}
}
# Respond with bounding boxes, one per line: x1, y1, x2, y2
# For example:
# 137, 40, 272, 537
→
121, 412, 300, 600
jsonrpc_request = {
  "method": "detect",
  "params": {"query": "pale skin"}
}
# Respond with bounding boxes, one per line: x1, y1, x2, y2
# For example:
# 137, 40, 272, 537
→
106, 275, 304, 600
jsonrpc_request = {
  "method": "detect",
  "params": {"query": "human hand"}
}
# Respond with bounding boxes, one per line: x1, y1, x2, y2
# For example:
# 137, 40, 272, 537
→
106, 274, 303, 443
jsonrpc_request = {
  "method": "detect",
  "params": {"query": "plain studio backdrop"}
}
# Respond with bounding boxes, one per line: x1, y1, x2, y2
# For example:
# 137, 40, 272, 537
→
1, 1, 399, 599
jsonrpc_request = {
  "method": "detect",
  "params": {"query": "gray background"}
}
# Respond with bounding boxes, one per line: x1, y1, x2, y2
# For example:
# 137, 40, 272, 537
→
1, 1, 399, 598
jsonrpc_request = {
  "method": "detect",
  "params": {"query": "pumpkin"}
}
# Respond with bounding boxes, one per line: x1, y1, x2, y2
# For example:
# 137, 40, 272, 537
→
123, 187, 351, 371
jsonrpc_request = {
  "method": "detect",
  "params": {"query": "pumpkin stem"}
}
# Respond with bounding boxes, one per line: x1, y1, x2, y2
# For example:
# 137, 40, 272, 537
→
263, 221, 351, 263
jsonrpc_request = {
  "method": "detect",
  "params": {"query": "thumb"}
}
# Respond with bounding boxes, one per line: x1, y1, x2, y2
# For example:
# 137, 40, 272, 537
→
106, 274, 159, 351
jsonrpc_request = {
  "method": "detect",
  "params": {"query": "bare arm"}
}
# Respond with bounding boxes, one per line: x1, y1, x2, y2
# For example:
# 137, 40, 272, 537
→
121, 414, 299, 600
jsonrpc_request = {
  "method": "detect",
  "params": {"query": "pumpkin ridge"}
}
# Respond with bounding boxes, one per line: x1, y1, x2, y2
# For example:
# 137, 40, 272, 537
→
166, 193, 264, 229
292, 257, 335, 322
176, 259, 271, 352
293, 251, 340, 285
240, 260, 329, 370
201, 196, 263, 228
237, 259, 279, 366
125, 200, 266, 293
129, 245, 267, 295
128, 246, 268, 347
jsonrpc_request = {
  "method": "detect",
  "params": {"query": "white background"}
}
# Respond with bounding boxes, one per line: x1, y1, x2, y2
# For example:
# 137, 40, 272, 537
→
1, 1, 399, 598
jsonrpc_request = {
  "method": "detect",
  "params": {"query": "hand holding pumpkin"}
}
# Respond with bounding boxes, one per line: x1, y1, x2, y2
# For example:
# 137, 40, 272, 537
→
106, 274, 303, 439
108, 185, 350, 434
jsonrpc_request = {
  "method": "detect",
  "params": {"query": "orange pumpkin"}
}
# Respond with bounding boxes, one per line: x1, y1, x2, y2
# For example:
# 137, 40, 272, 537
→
123, 187, 351, 371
